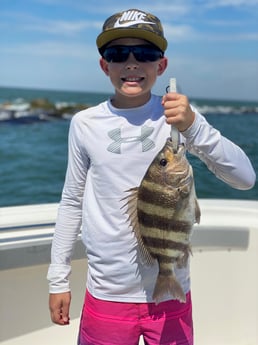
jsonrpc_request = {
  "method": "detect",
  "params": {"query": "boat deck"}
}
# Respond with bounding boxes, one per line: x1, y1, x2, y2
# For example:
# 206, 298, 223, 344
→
0, 199, 258, 344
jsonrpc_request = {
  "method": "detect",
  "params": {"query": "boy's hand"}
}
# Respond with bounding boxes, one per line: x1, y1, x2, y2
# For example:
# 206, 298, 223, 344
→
162, 92, 195, 132
49, 292, 71, 325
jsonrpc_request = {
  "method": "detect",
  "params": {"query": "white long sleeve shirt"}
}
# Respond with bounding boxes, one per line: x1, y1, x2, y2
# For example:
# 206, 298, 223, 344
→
47, 94, 256, 302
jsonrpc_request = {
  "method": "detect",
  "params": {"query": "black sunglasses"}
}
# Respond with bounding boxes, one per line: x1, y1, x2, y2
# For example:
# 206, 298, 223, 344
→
102, 45, 164, 63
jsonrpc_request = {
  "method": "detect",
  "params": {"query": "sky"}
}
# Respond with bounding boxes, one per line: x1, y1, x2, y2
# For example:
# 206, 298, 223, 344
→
1, 0, 258, 101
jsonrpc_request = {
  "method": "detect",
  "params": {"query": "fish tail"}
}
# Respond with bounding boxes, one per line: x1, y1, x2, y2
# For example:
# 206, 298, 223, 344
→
152, 273, 186, 305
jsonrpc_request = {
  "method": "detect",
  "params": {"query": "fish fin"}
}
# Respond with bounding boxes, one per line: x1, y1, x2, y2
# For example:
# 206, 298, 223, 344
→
195, 198, 201, 224
120, 187, 139, 231
137, 236, 156, 266
176, 247, 192, 268
152, 273, 186, 305
121, 188, 155, 266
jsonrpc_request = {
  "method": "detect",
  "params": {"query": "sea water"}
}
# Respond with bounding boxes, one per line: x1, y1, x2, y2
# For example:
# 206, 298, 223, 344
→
0, 87, 257, 207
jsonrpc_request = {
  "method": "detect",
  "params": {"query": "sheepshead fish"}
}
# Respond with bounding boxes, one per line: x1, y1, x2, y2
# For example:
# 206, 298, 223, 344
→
122, 138, 200, 304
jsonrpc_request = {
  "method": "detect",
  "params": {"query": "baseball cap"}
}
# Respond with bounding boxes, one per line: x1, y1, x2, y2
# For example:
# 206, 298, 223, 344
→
96, 9, 167, 53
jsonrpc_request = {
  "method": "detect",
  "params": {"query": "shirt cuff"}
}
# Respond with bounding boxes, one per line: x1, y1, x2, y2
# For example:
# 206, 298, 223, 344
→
47, 263, 71, 293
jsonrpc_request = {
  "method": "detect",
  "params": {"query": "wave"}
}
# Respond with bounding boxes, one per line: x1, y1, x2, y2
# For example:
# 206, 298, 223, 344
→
1, 97, 258, 123
192, 102, 258, 115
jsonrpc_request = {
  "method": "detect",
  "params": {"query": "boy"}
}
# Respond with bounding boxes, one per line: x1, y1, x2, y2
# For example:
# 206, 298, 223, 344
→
47, 9, 256, 345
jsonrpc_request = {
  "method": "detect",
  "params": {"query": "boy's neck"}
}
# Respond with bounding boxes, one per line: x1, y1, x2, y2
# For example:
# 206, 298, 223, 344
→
111, 92, 151, 109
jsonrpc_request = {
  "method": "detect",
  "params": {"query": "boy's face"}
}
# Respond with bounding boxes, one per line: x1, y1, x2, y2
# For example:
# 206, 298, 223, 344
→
100, 38, 168, 107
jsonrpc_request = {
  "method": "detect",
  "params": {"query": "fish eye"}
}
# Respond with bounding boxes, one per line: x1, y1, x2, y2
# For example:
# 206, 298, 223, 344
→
159, 158, 167, 167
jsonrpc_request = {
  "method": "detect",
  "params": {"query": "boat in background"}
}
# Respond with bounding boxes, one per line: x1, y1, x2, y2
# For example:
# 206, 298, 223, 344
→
0, 199, 258, 345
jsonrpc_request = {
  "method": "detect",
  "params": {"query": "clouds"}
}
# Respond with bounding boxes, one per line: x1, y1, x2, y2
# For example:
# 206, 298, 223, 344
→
202, 0, 258, 7
25, 19, 98, 36
1, 10, 101, 37
0, 0, 257, 100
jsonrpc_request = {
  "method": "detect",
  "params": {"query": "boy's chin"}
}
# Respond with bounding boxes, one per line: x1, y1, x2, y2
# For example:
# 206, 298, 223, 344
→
120, 85, 145, 96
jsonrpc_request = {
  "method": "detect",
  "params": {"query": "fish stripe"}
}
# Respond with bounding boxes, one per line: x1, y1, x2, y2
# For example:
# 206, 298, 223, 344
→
147, 250, 173, 262
158, 253, 190, 267
143, 236, 189, 252
140, 178, 173, 192
149, 252, 187, 265
143, 171, 190, 189
143, 170, 188, 185
160, 262, 172, 269
159, 268, 172, 276
137, 208, 191, 233
139, 180, 177, 207
137, 199, 175, 219
157, 254, 179, 263
147, 246, 182, 258
139, 226, 189, 244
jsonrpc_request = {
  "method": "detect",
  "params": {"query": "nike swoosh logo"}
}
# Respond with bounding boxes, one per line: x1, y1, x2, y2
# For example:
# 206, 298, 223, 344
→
114, 19, 155, 28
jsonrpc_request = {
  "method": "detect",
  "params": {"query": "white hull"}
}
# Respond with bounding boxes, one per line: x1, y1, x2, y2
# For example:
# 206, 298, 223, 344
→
0, 199, 258, 344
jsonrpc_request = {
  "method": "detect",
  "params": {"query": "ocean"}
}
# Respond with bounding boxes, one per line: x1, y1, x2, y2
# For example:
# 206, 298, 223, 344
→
0, 86, 257, 207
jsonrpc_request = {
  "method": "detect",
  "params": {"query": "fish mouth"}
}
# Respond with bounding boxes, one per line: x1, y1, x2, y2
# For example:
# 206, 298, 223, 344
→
166, 138, 185, 154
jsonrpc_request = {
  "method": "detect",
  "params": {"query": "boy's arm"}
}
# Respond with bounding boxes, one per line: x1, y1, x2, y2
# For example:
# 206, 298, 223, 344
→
47, 191, 82, 325
182, 109, 256, 190
47, 115, 89, 323
163, 92, 256, 189
47, 199, 82, 325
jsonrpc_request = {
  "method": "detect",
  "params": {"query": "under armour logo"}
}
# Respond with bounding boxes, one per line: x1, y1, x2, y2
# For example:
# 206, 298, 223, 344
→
107, 125, 155, 154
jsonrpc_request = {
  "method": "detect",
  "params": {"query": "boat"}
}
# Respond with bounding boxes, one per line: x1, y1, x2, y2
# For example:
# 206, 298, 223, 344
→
0, 199, 258, 344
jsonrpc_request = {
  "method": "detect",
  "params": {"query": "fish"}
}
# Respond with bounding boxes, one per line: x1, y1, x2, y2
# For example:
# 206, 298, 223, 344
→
122, 138, 200, 304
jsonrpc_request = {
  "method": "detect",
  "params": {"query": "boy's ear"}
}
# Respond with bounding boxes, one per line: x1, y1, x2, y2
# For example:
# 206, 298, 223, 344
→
99, 58, 109, 76
157, 57, 168, 76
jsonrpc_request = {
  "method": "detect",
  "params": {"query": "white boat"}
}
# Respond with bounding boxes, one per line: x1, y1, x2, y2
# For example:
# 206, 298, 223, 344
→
0, 199, 258, 345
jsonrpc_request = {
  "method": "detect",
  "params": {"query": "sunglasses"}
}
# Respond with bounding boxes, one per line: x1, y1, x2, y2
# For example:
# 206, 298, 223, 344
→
102, 45, 164, 63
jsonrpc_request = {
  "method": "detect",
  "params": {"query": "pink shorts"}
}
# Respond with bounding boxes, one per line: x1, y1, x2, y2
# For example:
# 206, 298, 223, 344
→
78, 290, 193, 345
